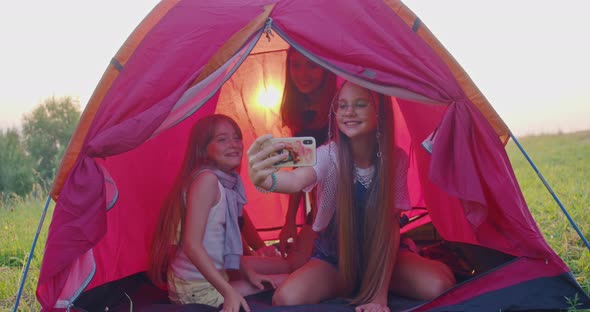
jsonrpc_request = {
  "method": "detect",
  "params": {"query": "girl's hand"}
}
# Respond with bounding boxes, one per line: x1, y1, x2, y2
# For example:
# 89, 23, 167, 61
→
278, 220, 297, 257
221, 288, 250, 312
246, 134, 287, 186
355, 302, 391, 312
245, 269, 279, 290
254, 245, 281, 257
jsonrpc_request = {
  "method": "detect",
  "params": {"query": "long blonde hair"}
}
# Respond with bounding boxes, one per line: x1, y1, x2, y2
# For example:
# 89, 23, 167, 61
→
147, 114, 243, 286
333, 84, 396, 303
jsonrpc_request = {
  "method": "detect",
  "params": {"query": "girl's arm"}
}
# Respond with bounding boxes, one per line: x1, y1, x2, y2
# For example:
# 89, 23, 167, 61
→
260, 167, 316, 193
247, 134, 317, 193
182, 172, 247, 308
241, 210, 266, 252
278, 193, 302, 256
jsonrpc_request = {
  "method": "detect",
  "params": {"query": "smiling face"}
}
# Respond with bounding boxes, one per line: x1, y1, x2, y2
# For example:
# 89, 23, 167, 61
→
334, 83, 378, 140
288, 50, 325, 95
205, 121, 243, 173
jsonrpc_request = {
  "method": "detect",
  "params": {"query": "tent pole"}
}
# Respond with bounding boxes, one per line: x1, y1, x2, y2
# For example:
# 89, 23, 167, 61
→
13, 195, 52, 312
510, 132, 590, 251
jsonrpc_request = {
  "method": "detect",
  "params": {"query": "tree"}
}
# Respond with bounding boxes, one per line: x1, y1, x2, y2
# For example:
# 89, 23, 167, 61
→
22, 96, 81, 185
0, 128, 34, 196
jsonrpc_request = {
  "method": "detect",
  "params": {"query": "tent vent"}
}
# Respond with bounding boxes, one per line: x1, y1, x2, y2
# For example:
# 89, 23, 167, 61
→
412, 18, 422, 32
361, 69, 376, 79
110, 58, 123, 72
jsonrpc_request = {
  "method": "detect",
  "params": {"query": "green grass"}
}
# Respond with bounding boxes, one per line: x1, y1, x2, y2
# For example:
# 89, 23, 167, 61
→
507, 130, 590, 294
0, 195, 53, 311
0, 130, 589, 311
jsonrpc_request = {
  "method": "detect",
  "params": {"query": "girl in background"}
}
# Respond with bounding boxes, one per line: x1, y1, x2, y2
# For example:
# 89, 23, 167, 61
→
278, 47, 337, 269
149, 114, 286, 312
248, 82, 455, 312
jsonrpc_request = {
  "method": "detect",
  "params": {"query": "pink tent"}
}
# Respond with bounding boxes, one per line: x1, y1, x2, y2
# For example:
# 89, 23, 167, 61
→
34, 0, 588, 311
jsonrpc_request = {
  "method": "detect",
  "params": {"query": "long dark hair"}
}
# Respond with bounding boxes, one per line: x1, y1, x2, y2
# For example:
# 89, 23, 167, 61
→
147, 114, 242, 286
279, 47, 337, 134
332, 83, 396, 304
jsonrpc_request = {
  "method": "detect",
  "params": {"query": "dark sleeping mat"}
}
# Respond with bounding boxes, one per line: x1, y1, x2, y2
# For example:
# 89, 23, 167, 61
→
132, 290, 425, 312
73, 273, 425, 312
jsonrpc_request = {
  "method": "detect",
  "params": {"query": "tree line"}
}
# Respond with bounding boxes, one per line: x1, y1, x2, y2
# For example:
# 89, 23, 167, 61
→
0, 96, 81, 197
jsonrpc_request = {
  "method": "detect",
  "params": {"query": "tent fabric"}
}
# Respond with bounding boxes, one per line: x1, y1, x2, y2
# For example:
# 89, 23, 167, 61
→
270, 0, 468, 113
50, 0, 509, 202
50, 0, 181, 199
422, 273, 589, 311
37, 0, 588, 311
417, 260, 578, 311
38, 1, 271, 308
383, 0, 509, 142
429, 100, 563, 261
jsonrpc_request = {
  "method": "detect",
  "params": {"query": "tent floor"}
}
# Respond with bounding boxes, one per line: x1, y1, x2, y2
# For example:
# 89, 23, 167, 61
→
73, 272, 427, 312
74, 269, 575, 312
73, 233, 521, 312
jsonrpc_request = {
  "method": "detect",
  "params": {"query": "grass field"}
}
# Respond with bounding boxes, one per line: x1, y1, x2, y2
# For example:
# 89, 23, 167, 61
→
0, 195, 53, 311
506, 130, 590, 293
0, 130, 589, 311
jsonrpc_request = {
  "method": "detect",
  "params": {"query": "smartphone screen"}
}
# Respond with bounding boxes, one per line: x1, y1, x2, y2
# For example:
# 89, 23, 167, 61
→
269, 137, 316, 167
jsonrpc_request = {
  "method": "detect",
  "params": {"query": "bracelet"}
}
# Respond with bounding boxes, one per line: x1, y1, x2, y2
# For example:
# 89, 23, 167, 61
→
255, 173, 277, 193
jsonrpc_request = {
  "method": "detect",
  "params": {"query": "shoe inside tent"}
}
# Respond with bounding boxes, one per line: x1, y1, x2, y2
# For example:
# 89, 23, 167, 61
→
30, 0, 589, 311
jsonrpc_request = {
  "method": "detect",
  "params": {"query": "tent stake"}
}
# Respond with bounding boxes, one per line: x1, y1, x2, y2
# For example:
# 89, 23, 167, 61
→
510, 132, 590, 251
13, 195, 52, 312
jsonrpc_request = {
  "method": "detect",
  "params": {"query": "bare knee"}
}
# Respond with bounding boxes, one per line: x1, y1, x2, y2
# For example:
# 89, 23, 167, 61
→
272, 284, 304, 306
393, 252, 458, 300
273, 258, 343, 306
420, 271, 455, 300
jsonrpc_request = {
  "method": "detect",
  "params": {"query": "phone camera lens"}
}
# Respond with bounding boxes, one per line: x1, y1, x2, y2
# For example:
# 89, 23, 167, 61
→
303, 140, 312, 145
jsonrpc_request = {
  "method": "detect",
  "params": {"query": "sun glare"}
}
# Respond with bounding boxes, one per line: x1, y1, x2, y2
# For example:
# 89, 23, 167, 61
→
257, 85, 282, 111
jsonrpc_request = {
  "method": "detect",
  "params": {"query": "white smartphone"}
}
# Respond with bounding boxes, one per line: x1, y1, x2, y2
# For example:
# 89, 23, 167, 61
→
268, 137, 317, 167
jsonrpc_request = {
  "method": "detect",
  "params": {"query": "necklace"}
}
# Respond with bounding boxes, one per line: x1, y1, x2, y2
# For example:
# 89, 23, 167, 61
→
354, 165, 375, 189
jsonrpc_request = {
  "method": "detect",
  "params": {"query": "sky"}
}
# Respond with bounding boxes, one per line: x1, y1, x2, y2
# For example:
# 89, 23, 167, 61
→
1, 0, 588, 136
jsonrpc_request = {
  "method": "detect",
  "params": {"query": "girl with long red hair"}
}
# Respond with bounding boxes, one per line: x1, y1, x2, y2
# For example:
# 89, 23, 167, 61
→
149, 114, 286, 312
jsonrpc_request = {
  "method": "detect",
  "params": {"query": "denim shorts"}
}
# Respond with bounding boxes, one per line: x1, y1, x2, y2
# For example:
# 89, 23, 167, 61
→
311, 241, 339, 268
312, 182, 414, 269
311, 236, 413, 269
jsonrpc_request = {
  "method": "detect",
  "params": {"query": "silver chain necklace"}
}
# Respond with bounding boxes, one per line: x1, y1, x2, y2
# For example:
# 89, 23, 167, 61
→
354, 165, 375, 189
